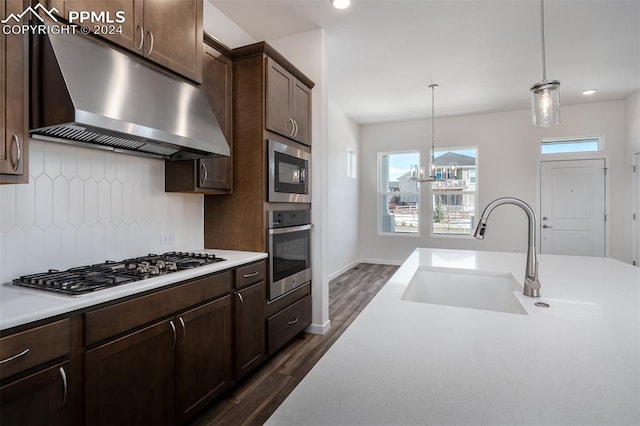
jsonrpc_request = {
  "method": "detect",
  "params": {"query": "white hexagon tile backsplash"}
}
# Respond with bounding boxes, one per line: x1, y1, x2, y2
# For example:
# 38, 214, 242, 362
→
0, 139, 204, 283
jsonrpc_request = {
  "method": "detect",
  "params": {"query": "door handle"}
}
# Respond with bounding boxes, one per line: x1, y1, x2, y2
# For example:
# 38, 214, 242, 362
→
542, 224, 552, 229
169, 320, 176, 349
200, 161, 208, 186
11, 134, 20, 172
178, 317, 186, 347
145, 29, 154, 56
237, 292, 244, 304
59, 366, 68, 409
288, 118, 295, 137
136, 24, 144, 51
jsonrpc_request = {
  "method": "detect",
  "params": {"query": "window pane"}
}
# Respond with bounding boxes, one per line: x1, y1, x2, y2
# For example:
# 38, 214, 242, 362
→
378, 151, 420, 235
541, 138, 599, 154
433, 192, 475, 234
432, 148, 477, 235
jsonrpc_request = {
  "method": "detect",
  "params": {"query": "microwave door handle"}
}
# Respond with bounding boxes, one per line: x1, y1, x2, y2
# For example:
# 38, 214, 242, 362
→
300, 168, 306, 183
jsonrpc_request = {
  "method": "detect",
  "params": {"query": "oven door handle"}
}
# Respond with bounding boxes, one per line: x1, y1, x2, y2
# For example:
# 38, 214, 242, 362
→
269, 224, 312, 235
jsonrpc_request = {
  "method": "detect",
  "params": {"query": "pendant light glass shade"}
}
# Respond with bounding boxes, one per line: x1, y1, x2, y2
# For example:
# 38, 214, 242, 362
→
530, 0, 560, 127
530, 80, 560, 127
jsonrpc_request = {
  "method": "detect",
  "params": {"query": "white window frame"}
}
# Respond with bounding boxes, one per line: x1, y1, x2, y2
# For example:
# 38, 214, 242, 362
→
430, 146, 478, 238
347, 147, 357, 179
377, 150, 421, 237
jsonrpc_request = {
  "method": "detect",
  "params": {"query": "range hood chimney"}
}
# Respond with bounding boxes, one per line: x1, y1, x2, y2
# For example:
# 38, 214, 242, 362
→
30, 31, 230, 160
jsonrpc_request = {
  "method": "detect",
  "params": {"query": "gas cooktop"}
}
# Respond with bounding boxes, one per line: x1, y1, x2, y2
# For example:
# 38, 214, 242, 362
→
12, 252, 226, 296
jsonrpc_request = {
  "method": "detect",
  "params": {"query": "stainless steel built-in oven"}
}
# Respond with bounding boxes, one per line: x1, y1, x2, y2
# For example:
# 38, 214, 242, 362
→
268, 139, 311, 203
268, 210, 312, 301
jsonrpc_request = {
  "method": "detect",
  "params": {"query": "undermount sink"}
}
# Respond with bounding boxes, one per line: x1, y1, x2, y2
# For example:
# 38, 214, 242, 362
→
401, 268, 528, 315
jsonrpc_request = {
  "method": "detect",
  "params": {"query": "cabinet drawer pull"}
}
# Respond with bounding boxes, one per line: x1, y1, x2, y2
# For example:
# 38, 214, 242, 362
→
237, 292, 244, 304
200, 161, 208, 186
243, 271, 259, 278
59, 366, 68, 408
169, 320, 176, 349
288, 317, 299, 325
136, 24, 144, 51
146, 29, 154, 56
178, 317, 186, 347
0, 348, 29, 364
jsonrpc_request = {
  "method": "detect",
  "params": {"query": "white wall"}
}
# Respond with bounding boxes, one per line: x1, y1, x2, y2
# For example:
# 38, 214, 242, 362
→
0, 140, 204, 283
327, 101, 360, 280
626, 91, 640, 155
359, 100, 631, 264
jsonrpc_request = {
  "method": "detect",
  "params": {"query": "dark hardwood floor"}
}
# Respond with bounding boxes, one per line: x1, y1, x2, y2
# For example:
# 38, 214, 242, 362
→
190, 263, 399, 426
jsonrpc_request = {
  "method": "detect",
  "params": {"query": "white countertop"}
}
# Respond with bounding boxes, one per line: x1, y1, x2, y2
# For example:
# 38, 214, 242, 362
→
0, 249, 267, 331
267, 248, 640, 425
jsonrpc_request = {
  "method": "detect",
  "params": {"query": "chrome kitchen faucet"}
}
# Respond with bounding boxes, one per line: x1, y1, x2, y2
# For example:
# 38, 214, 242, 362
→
473, 197, 541, 297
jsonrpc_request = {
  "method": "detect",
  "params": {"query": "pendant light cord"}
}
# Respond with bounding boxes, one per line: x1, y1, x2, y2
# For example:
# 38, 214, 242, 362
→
430, 84, 436, 165
540, 0, 547, 81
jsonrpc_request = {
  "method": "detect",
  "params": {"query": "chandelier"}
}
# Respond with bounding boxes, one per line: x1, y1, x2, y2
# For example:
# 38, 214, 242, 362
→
410, 84, 457, 183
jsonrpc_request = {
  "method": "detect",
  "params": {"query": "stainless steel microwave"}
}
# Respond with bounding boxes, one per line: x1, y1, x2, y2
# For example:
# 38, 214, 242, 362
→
268, 140, 311, 203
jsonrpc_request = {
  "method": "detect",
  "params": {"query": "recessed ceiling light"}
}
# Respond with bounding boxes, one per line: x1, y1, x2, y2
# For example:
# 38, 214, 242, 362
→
331, 0, 351, 9
582, 89, 597, 96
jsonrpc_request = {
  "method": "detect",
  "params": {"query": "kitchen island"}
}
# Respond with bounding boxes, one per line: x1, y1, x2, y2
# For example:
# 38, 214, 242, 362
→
267, 248, 640, 425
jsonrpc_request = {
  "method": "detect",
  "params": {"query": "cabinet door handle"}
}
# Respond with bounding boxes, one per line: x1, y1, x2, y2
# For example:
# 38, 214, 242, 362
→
136, 24, 144, 51
169, 320, 176, 349
288, 317, 299, 325
243, 271, 259, 278
145, 29, 154, 56
200, 161, 208, 186
237, 292, 244, 304
178, 317, 186, 347
542, 224, 552, 229
12, 134, 20, 172
0, 348, 29, 364
59, 366, 68, 409
288, 118, 295, 137
293, 120, 298, 138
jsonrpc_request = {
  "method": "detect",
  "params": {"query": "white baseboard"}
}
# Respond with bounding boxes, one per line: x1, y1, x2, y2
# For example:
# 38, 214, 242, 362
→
358, 257, 403, 266
328, 259, 361, 281
306, 320, 331, 335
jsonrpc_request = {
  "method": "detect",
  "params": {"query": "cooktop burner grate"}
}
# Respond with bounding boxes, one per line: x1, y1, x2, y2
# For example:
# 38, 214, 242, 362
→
12, 252, 226, 296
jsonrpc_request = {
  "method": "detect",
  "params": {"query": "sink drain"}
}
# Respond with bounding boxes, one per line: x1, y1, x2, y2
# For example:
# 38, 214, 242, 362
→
534, 302, 550, 308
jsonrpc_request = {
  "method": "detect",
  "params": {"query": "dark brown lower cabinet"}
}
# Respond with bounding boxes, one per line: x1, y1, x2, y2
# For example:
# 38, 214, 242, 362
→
84, 294, 234, 425
234, 281, 266, 379
176, 295, 233, 424
267, 294, 312, 355
84, 320, 176, 426
0, 361, 71, 426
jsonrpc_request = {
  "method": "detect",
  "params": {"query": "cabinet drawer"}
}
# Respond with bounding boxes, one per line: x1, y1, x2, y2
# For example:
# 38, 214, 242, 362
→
267, 295, 311, 355
234, 260, 266, 289
85, 271, 232, 346
0, 319, 70, 380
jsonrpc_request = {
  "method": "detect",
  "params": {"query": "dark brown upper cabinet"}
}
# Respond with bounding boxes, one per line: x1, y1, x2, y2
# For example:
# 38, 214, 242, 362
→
48, 0, 203, 83
265, 56, 312, 146
0, 0, 29, 184
165, 36, 233, 194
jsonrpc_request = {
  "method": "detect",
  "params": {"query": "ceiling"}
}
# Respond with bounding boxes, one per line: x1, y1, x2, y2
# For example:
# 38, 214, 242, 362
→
209, 0, 640, 124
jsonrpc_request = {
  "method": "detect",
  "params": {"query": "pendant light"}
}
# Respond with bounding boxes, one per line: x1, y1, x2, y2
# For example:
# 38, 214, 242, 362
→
410, 84, 457, 183
331, 0, 350, 9
530, 0, 560, 127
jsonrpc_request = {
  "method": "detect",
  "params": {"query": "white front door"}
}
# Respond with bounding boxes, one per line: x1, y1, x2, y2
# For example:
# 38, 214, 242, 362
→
540, 159, 606, 256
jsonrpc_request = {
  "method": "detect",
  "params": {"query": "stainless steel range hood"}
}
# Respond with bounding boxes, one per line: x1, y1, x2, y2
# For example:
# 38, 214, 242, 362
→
30, 32, 229, 160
